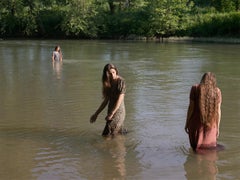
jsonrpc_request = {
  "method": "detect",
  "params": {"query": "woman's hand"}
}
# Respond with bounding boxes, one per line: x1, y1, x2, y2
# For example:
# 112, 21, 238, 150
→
90, 113, 98, 123
105, 113, 113, 121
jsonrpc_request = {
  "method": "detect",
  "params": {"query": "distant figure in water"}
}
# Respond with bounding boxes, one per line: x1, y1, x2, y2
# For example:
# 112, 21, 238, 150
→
52, 45, 62, 62
90, 63, 127, 136
185, 72, 222, 152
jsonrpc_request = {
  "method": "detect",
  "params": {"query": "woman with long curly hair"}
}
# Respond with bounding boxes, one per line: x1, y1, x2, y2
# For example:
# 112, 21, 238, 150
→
90, 63, 126, 136
185, 72, 222, 152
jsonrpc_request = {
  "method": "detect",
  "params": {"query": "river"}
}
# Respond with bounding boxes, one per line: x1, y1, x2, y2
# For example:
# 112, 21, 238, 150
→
0, 40, 239, 179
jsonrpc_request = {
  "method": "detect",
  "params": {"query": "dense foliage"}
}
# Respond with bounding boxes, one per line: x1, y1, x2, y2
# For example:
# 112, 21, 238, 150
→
0, 0, 239, 39
189, 12, 240, 37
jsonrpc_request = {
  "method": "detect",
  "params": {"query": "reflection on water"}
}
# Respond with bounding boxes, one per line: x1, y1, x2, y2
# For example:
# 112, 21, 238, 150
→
106, 136, 127, 178
0, 127, 134, 179
184, 149, 219, 180
0, 40, 239, 179
52, 61, 63, 79
95, 136, 127, 179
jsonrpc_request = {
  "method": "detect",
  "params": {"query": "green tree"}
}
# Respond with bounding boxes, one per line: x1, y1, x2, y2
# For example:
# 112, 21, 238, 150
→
0, 0, 25, 36
90, 0, 148, 38
145, 0, 193, 40
61, 0, 99, 38
191, 0, 239, 12
217, 0, 236, 12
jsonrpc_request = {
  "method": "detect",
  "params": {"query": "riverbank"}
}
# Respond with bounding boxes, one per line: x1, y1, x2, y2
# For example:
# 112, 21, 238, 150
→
166, 37, 240, 44
114, 36, 240, 44
1, 36, 240, 44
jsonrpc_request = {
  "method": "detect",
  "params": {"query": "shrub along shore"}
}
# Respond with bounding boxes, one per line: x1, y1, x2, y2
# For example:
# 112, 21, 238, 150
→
165, 37, 240, 44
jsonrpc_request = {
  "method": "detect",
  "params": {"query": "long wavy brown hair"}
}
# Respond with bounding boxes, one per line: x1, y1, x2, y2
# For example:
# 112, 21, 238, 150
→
102, 63, 119, 98
199, 72, 220, 130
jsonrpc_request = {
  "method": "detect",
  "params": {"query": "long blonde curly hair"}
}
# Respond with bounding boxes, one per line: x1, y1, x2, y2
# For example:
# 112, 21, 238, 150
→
199, 72, 220, 129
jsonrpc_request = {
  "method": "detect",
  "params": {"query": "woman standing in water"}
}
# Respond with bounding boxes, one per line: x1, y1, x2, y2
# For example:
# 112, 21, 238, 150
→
90, 63, 126, 136
185, 72, 222, 152
52, 45, 62, 61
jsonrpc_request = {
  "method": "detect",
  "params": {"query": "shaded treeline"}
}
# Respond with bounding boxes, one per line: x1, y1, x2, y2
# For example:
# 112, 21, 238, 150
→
0, 0, 239, 39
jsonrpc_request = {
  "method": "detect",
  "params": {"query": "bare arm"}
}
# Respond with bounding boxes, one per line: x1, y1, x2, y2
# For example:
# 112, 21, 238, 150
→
216, 89, 222, 137
216, 88, 222, 138
90, 97, 109, 123
216, 102, 221, 137
105, 93, 125, 121
59, 51, 63, 61
185, 100, 194, 133
52, 52, 55, 61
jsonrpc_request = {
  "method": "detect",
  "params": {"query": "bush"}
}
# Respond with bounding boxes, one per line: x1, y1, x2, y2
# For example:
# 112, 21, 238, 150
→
37, 8, 66, 38
189, 12, 240, 37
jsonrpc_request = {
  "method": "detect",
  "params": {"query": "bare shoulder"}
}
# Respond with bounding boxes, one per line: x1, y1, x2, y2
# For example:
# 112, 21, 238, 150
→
216, 87, 222, 94
216, 87, 222, 103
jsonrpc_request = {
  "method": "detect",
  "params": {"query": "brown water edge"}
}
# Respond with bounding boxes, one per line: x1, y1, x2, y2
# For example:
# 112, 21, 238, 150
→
104, 35, 240, 43
2, 36, 240, 44
160, 36, 240, 44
